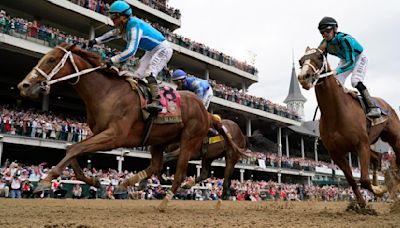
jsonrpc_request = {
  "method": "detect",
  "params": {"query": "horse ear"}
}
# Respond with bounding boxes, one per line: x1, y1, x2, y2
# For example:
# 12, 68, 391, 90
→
305, 46, 311, 52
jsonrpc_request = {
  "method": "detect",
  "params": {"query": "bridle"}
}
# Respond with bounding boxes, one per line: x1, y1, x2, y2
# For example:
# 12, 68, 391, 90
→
34, 46, 102, 92
300, 48, 334, 87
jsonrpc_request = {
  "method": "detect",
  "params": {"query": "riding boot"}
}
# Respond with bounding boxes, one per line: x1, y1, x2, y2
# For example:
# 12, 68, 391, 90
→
208, 128, 219, 137
146, 75, 163, 112
355, 82, 381, 118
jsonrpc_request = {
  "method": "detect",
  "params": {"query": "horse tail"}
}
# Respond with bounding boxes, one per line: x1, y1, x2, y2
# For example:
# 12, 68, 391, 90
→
210, 114, 248, 158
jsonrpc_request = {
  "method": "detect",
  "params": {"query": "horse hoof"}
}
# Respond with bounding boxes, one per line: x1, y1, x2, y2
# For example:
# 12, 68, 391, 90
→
371, 184, 388, 197
33, 181, 51, 193
158, 199, 168, 212
215, 199, 222, 210
93, 178, 101, 188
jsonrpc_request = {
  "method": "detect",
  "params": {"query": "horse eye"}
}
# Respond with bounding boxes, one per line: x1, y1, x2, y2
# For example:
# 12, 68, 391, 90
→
48, 57, 56, 63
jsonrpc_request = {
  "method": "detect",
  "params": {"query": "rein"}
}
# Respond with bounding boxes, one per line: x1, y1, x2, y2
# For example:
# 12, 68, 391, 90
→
34, 46, 102, 90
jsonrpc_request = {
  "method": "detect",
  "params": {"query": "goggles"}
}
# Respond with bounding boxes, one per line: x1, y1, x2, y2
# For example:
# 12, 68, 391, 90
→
319, 26, 333, 35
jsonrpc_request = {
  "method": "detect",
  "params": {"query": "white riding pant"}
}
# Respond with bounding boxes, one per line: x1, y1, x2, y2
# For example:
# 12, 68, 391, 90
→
336, 51, 368, 88
135, 40, 173, 79
202, 87, 213, 110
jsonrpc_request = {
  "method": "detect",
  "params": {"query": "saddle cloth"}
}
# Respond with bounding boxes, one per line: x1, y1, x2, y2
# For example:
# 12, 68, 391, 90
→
125, 78, 182, 124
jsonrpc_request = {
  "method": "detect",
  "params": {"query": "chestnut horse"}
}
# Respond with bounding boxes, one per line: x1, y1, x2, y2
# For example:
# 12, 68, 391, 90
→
298, 47, 400, 210
161, 119, 247, 200
17, 43, 241, 211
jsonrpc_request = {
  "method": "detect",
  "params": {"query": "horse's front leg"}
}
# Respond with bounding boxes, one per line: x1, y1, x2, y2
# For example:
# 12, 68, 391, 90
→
34, 128, 121, 193
70, 159, 101, 187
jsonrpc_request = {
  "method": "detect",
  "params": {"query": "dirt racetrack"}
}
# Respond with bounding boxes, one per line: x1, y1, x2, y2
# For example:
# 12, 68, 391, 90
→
0, 199, 399, 228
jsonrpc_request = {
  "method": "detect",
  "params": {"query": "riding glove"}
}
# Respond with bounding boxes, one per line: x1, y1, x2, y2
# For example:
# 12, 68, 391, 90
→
105, 59, 114, 68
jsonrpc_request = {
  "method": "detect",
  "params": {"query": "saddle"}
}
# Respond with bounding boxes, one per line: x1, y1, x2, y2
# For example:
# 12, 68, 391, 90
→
342, 86, 388, 126
125, 78, 182, 124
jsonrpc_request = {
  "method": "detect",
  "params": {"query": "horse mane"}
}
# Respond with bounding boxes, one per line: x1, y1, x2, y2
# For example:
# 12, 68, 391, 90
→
60, 43, 120, 77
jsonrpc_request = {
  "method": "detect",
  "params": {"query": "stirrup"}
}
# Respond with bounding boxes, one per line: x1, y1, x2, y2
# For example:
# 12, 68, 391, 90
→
147, 102, 163, 112
367, 108, 381, 118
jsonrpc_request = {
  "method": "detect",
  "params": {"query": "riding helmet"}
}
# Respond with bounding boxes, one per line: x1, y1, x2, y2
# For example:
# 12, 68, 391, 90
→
318, 16, 338, 30
172, 69, 187, 81
109, 1, 132, 16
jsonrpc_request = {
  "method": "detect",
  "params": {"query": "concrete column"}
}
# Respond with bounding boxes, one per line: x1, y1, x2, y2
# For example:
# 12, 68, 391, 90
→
89, 26, 95, 39
348, 153, 352, 168
277, 127, 282, 168
242, 82, 247, 93
0, 142, 3, 166
196, 165, 201, 178
285, 134, 289, 157
301, 137, 305, 159
314, 137, 319, 162
41, 95, 49, 112
116, 156, 124, 173
246, 119, 252, 137
204, 68, 209, 80
240, 169, 245, 182
277, 172, 282, 184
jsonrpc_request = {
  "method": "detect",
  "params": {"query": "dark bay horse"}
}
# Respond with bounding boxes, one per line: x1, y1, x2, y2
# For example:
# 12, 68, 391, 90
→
298, 47, 400, 210
17, 43, 241, 211
161, 119, 247, 200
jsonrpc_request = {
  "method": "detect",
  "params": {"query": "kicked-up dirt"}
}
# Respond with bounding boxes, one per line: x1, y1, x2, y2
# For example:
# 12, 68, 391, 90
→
0, 199, 399, 228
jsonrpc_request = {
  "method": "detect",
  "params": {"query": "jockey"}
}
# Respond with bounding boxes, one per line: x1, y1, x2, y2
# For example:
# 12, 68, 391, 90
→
88, 0, 173, 112
172, 69, 219, 136
317, 16, 381, 118
171, 69, 213, 109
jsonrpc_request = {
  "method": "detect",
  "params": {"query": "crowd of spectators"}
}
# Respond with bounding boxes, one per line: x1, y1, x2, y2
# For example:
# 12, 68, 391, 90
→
0, 5, 256, 75
0, 104, 92, 142
0, 160, 388, 202
210, 80, 300, 120
67, 0, 109, 15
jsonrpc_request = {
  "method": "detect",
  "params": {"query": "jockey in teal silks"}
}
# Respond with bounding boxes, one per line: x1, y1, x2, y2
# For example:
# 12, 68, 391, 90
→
317, 16, 381, 118
88, 0, 173, 112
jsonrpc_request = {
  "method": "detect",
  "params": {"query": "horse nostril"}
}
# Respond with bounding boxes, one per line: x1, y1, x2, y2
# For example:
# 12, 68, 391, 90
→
22, 83, 31, 88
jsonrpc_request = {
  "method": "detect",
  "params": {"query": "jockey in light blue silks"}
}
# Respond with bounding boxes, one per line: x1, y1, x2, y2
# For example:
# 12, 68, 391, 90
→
88, 0, 173, 111
317, 16, 381, 118
172, 69, 213, 110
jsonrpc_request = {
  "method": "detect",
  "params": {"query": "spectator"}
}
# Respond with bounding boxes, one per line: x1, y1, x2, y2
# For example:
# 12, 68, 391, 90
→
21, 180, 33, 198
72, 184, 82, 199
10, 174, 22, 198
0, 176, 9, 198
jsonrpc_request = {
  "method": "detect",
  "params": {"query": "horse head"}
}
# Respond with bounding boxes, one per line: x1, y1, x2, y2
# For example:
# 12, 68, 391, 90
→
18, 43, 102, 99
297, 47, 330, 90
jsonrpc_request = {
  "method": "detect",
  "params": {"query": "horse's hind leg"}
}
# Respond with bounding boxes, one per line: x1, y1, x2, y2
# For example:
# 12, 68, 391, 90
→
117, 144, 165, 192
221, 151, 238, 200
158, 138, 203, 212
333, 155, 366, 208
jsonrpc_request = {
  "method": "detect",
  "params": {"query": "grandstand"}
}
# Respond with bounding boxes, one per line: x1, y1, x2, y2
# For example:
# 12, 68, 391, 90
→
0, 0, 385, 189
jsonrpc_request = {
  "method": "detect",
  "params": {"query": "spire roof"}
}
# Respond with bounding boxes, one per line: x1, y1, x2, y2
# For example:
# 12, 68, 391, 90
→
284, 61, 307, 103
